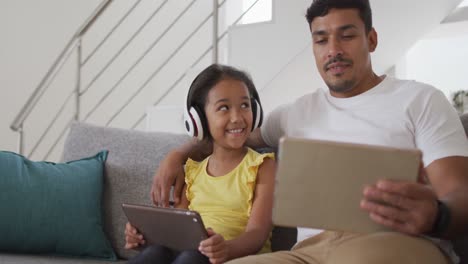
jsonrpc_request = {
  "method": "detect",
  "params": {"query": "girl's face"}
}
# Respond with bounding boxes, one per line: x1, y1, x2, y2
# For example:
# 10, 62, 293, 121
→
204, 78, 253, 150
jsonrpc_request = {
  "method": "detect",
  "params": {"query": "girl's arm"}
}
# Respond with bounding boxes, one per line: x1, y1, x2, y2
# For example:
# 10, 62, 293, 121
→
226, 157, 276, 258
200, 157, 276, 263
152, 139, 212, 207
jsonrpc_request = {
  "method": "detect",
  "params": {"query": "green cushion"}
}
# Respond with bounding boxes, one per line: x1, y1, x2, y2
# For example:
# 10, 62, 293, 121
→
0, 150, 117, 260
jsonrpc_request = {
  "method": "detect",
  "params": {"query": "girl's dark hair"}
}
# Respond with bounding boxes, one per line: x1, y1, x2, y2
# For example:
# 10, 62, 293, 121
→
186, 64, 261, 139
305, 0, 373, 33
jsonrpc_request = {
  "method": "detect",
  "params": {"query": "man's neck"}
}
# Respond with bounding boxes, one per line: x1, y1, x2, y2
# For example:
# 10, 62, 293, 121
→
331, 72, 384, 98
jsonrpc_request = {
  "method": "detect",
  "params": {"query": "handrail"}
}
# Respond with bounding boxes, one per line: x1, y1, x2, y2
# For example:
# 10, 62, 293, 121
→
260, 41, 311, 92
9, 0, 113, 132
131, 0, 262, 129
44, 117, 75, 160
105, 3, 214, 126
76, 0, 113, 36
75, 38, 82, 121
109, 0, 258, 127
83, 0, 198, 122
27, 91, 75, 157
212, 0, 219, 63
80, 0, 168, 96
81, 0, 143, 66
11, 0, 268, 158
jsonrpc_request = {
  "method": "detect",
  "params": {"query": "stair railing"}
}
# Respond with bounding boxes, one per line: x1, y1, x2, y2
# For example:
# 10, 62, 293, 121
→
10, 0, 264, 160
10, 0, 114, 156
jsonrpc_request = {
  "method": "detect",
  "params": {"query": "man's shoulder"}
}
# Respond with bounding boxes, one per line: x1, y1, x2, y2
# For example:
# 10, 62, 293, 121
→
270, 89, 324, 114
295, 88, 326, 104
389, 76, 439, 93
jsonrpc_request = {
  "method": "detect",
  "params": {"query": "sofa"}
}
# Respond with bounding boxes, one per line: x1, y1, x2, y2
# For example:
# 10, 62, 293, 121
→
0, 122, 296, 263
0, 115, 466, 263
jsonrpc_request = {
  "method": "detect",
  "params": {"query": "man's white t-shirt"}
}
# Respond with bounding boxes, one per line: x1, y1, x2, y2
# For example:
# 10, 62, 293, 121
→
260, 76, 468, 260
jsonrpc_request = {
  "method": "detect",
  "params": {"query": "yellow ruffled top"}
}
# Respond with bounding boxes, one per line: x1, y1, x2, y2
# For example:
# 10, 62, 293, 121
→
185, 147, 274, 253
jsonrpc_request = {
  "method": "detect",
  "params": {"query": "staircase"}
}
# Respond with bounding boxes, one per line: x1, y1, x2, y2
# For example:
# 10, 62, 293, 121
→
8, 0, 464, 162
9, 0, 268, 161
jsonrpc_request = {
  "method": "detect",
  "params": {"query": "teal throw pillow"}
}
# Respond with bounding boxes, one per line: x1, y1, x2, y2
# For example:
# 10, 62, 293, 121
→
0, 150, 117, 260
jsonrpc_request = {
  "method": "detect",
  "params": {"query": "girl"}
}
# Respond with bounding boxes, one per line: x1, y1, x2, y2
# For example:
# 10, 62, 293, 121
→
125, 64, 276, 264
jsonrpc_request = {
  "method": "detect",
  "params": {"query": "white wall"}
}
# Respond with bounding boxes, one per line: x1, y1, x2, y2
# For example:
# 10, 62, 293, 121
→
228, 0, 462, 115
79, 0, 215, 128
229, 0, 312, 93
396, 20, 468, 101
1, 0, 463, 160
0, 0, 219, 160
0, 0, 100, 156
259, 45, 323, 115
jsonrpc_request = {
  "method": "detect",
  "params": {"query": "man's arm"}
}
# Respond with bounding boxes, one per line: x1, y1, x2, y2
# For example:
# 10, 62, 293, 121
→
426, 156, 468, 238
151, 139, 211, 207
361, 156, 468, 239
361, 90, 468, 238
151, 128, 269, 207
246, 128, 270, 149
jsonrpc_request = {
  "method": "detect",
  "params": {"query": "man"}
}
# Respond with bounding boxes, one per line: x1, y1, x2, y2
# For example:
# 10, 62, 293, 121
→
149, 0, 468, 263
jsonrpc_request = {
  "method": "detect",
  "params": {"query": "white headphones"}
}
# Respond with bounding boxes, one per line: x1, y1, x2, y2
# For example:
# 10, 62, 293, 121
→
183, 65, 263, 140
184, 104, 205, 141
183, 93, 263, 140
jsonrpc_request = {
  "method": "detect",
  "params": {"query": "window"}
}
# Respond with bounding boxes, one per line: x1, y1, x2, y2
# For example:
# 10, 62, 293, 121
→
459, 0, 468, 7
240, 0, 272, 25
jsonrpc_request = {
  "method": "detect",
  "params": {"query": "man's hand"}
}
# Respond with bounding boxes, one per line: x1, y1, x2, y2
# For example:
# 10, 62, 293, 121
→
150, 152, 186, 207
360, 179, 439, 235
199, 228, 228, 264
124, 222, 145, 249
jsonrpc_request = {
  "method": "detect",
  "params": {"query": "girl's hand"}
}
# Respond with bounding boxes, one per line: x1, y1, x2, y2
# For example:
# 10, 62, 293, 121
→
199, 228, 229, 264
124, 222, 145, 249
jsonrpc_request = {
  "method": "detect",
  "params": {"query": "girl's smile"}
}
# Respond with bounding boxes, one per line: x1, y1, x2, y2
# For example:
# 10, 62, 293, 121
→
204, 78, 253, 152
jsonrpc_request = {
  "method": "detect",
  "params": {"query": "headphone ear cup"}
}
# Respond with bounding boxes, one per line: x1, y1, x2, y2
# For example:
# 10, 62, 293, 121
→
251, 99, 263, 131
183, 107, 204, 140
183, 107, 195, 137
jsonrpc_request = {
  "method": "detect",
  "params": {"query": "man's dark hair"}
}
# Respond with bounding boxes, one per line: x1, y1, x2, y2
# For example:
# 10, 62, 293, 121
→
305, 0, 373, 33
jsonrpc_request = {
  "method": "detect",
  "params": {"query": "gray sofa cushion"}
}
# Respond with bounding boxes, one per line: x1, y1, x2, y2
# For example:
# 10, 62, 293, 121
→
461, 113, 468, 137
61, 122, 190, 260
57, 116, 468, 262
454, 113, 468, 264
0, 253, 126, 264
60, 122, 297, 260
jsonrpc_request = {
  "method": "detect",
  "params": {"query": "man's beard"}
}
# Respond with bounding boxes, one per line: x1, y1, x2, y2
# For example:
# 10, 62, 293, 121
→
323, 56, 355, 93
326, 78, 356, 94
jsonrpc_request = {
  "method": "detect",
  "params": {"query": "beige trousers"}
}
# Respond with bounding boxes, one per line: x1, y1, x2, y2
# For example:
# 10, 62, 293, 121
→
227, 231, 450, 264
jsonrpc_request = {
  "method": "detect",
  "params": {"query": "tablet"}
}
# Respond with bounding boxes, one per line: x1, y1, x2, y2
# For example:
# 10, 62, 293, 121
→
272, 137, 421, 234
122, 203, 208, 251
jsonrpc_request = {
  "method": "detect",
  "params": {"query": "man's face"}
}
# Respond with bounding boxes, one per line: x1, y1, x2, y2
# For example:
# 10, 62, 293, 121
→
310, 8, 377, 97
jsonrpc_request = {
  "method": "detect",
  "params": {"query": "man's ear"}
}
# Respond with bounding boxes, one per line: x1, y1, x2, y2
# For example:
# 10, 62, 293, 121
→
368, 28, 378, 52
